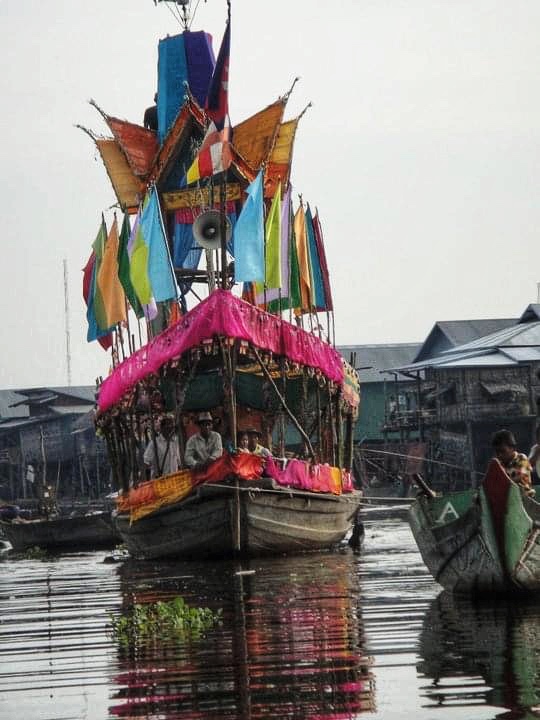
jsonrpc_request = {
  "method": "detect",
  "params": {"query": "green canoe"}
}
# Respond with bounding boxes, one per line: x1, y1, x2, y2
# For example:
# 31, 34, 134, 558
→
409, 460, 540, 595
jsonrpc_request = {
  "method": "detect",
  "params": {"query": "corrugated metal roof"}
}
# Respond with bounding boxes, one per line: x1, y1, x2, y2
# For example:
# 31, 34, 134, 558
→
15, 386, 96, 404
444, 320, 540, 353
437, 318, 517, 346
52, 405, 95, 416
338, 343, 421, 383
0, 390, 29, 419
414, 318, 516, 362
500, 347, 540, 362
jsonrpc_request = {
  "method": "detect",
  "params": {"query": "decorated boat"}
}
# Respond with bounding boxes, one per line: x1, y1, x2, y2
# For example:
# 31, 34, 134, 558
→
79, 1, 362, 560
409, 460, 540, 594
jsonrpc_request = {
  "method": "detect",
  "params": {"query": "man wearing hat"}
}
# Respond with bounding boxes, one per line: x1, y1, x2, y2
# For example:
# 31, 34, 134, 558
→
184, 412, 223, 470
143, 415, 181, 479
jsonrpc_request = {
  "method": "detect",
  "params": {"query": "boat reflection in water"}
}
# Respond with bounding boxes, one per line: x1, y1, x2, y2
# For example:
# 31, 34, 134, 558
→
418, 592, 540, 719
109, 552, 375, 719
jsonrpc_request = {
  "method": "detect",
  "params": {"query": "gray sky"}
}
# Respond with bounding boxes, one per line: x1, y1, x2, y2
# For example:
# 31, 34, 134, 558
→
1, 0, 539, 389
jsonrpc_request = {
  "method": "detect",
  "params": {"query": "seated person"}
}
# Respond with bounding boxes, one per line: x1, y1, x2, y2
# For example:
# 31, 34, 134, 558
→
492, 429, 534, 496
143, 415, 181, 479
246, 429, 271, 458
237, 431, 250, 453
184, 412, 223, 470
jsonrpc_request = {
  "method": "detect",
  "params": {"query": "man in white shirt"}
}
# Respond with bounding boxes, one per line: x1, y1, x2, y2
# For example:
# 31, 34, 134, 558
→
184, 412, 223, 471
143, 415, 181, 479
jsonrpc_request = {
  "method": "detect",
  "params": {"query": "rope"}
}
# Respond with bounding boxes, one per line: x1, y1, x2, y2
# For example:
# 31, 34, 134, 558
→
359, 447, 485, 477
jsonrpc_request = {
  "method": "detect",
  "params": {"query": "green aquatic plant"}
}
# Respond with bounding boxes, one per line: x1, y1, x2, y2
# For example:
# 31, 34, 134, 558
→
109, 596, 222, 645
21, 545, 49, 560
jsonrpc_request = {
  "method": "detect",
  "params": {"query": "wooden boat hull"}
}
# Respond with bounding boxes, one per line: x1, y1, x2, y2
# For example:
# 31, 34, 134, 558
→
114, 481, 362, 560
0, 512, 119, 552
409, 460, 540, 595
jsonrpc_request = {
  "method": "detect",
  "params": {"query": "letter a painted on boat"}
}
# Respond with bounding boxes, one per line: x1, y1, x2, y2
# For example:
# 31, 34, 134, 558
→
436, 501, 460, 524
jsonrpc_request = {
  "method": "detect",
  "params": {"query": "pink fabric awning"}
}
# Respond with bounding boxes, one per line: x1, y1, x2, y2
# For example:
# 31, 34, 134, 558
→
97, 289, 344, 411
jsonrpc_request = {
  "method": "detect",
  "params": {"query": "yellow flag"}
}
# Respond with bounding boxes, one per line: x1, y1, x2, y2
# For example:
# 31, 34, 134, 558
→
97, 217, 127, 327
265, 182, 281, 289
293, 204, 311, 311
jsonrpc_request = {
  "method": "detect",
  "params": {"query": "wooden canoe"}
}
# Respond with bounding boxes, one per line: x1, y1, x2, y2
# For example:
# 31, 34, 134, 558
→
0, 512, 120, 553
114, 479, 362, 560
409, 459, 540, 595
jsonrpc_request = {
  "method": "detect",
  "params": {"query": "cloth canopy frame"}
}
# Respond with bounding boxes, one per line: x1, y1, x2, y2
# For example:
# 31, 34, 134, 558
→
97, 289, 345, 411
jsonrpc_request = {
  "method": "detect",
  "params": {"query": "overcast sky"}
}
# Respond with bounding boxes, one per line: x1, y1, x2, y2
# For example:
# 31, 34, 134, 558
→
1, 0, 539, 389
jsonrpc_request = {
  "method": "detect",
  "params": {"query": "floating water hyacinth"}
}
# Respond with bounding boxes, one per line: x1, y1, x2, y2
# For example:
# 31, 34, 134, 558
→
109, 596, 222, 645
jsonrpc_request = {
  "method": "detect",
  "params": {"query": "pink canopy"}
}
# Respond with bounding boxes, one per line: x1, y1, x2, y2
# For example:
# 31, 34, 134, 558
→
98, 289, 344, 411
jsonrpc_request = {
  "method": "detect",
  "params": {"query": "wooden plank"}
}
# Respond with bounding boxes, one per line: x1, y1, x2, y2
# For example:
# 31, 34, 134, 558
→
162, 183, 242, 211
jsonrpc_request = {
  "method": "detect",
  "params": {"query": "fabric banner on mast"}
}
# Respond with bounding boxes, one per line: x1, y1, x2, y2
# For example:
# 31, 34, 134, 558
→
97, 217, 127, 327
294, 204, 312, 312
264, 181, 281, 290
118, 214, 144, 318
305, 204, 326, 311
84, 218, 114, 348
128, 205, 157, 321
233, 171, 265, 282
312, 210, 333, 311
139, 187, 179, 303
204, 20, 230, 130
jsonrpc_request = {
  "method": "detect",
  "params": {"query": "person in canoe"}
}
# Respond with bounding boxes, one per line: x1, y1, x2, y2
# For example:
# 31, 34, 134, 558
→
492, 429, 535, 496
184, 412, 223, 471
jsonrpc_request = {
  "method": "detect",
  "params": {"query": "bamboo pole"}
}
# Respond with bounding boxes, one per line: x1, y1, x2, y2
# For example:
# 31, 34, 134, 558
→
251, 346, 315, 458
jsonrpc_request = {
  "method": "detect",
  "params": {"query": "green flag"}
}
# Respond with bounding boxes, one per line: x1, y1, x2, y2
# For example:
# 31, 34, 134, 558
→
267, 201, 301, 312
91, 217, 109, 331
118, 213, 144, 318
264, 182, 281, 289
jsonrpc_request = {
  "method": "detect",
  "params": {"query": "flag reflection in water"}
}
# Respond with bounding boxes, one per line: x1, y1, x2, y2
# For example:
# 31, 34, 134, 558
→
109, 553, 375, 718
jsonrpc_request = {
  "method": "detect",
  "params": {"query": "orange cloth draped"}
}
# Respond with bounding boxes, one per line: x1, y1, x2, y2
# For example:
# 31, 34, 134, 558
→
116, 453, 266, 523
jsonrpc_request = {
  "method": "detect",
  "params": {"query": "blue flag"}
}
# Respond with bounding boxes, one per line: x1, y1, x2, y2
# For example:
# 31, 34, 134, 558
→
140, 188, 179, 303
233, 171, 264, 283
306, 204, 326, 310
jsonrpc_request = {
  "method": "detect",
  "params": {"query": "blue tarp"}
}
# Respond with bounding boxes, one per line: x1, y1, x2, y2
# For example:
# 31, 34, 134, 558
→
157, 34, 189, 144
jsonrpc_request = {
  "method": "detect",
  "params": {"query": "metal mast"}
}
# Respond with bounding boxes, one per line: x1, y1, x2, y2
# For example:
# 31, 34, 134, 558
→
63, 259, 72, 386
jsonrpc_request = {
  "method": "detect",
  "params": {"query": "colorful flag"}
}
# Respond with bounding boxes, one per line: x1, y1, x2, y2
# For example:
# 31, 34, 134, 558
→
312, 210, 334, 311
83, 250, 112, 349
128, 205, 157, 320
91, 217, 110, 332
294, 204, 312, 311
184, 121, 232, 186
305, 204, 326, 311
205, 21, 230, 130
118, 214, 144, 318
256, 185, 290, 305
264, 182, 281, 290
97, 217, 127, 327
139, 187, 179, 303
233, 171, 264, 282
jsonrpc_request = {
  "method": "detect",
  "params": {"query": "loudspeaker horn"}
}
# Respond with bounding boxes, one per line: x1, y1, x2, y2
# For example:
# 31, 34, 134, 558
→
193, 210, 232, 251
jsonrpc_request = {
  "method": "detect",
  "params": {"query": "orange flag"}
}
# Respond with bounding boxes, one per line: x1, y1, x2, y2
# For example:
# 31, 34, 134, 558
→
97, 217, 127, 327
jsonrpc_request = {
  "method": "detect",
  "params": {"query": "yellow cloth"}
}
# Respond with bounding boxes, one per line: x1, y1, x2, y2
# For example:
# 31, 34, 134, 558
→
129, 469, 195, 523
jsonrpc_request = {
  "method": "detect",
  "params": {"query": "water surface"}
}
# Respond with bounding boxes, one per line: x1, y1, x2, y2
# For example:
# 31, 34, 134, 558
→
1, 511, 539, 719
